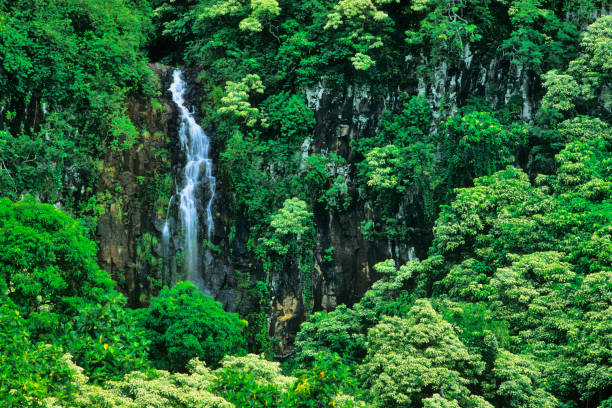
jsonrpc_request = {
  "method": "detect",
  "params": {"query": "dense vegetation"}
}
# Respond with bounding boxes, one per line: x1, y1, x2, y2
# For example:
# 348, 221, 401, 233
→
1, 0, 611, 407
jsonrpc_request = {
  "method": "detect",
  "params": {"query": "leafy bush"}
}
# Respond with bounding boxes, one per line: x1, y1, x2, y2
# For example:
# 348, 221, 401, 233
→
212, 354, 295, 408
358, 299, 489, 408
262, 92, 315, 144
283, 353, 366, 408
0, 196, 147, 381
135, 281, 247, 371
61, 292, 150, 382
0, 305, 78, 407
294, 305, 367, 366
0, 196, 114, 318
72, 359, 233, 408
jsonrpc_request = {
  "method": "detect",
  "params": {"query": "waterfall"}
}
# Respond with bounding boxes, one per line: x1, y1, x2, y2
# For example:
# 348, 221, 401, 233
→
168, 69, 217, 286
161, 196, 173, 267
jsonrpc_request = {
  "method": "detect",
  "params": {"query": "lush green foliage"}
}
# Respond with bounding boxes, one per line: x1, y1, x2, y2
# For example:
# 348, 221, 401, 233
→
0, 196, 112, 317
296, 112, 612, 406
1, 0, 611, 407
0, 0, 153, 212
283, 353, 366, 408
359, 299, 491, 408
135, 281, 247, 371
0, 305, 79, 407
212, 353, 294, 408
543, 15, 611, 117
0, 197, 149, 382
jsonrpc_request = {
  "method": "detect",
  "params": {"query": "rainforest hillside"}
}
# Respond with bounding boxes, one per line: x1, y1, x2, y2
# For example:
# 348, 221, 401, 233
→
0, 0, 611, 407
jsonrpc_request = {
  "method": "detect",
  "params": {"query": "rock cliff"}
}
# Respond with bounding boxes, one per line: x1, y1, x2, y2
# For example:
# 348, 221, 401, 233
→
100, 48, 539, 351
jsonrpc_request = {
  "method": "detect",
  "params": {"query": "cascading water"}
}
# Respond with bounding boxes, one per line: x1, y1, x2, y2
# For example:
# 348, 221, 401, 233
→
167, 69, 217, 287
161, 196, 173, 266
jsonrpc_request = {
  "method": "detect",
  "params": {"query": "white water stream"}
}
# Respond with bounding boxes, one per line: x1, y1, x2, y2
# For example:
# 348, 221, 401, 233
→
166, 69, 216, 285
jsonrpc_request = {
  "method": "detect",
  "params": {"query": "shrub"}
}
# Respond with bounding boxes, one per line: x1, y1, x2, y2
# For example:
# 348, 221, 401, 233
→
136, 281, 247, 371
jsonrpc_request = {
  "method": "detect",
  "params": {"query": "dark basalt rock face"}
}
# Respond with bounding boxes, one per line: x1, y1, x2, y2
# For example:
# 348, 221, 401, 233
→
268, 86, 398, 354
96, 63, 176, 306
